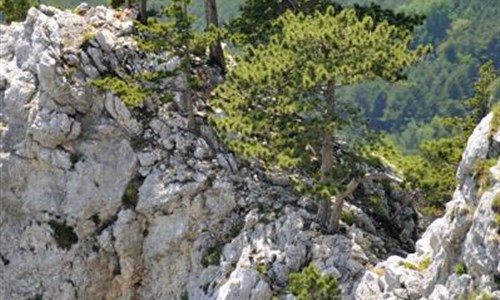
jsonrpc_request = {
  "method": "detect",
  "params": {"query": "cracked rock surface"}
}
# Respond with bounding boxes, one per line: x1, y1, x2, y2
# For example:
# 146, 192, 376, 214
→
353, 113, 500, 300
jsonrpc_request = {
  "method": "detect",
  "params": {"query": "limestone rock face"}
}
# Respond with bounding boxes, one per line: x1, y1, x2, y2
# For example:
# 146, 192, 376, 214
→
353, 113, 500, 300
1, 5, 497, 300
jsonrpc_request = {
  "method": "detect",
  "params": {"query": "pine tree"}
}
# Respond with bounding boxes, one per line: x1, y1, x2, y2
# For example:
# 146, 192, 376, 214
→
212, 7, 430, 231
135, 0, 199, 132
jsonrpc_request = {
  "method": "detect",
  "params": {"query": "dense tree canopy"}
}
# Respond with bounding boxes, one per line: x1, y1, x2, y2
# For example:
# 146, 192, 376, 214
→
212, 6, 429, 230
0, 0, 39, 23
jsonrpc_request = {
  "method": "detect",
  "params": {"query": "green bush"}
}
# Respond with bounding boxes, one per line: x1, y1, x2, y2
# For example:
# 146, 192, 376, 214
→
289, 263, 340, 300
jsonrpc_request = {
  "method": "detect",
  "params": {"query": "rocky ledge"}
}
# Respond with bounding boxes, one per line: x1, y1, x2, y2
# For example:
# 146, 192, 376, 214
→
0, 4, 498, 300
355, 113, 500, 300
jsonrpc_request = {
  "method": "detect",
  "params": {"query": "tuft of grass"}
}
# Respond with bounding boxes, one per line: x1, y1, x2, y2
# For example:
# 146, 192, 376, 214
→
472, 159, 496, 197
160, 92, 175, 105
493, 192, 500, 233
492, 192, 500, 214
73, 6, 86, 16
480, 291, 492, 300
229, 221, 244, 239
79, 31, 96, 48
417, 257, 432, 271
421, 205, 445, 218
459, 205, 473, 216
466, 290, 492, 300
256, 263, 268, 275
371, 267, 386, 276
122, 176, 143, 209
365, 194, 383, 210
490, 103, 500, 139
399, 261, 417, 270
201, 244, 223, 268
341, 210, 355, 226
399, 257, 431, 272
454, 262, 467, 275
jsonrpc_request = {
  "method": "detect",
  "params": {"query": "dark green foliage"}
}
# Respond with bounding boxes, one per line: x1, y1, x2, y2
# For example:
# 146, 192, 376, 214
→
289, 263, 340, 300
373, 60, 498, 217
69, 152, 82, 170
0, 0, 39, 23
180, 290, 189, 300
201, 244, 223, 267
109, 0, 125, 8
212, 7, 427, 202
122, 176, 143, 209
229, 0, 424, 46
48, 220, 78, 250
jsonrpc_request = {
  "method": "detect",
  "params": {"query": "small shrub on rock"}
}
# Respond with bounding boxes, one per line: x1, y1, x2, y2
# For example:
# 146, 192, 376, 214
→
454, 262, 467, 275
289, 263, 340, 300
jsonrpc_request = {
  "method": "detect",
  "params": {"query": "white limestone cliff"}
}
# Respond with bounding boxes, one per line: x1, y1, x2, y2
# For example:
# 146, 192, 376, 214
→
354, 113, 500, 300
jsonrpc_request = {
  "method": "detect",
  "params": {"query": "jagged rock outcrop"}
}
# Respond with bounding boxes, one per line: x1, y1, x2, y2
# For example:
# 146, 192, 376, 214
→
1, 4, 495, 300
354, 113, 500, 300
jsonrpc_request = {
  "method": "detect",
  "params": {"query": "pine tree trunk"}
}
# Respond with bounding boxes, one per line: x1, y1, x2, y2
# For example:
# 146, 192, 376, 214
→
182, 0, 198, 133
204, 0, 226, 73
138, 0, 147, 24
320, 80, 336, 182
318, 79, 336, 229
186, 77, 197, 133
316, 199, 331, 229
125, 0, 131, 8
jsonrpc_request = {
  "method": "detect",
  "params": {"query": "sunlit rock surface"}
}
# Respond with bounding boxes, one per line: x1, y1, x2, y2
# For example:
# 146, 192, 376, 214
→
1, 4, 497, 300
